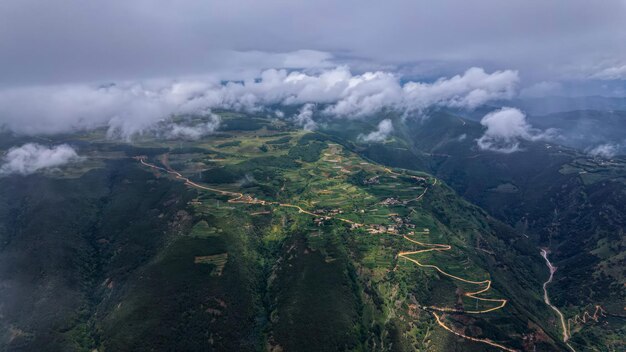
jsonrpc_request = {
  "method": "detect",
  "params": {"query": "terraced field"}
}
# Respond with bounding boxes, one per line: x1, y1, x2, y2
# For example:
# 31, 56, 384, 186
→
134, 121, 549, 351
0, 113, 565, 351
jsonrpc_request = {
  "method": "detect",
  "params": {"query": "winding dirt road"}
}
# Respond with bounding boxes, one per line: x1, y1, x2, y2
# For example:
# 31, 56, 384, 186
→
399, 235, 514, 351
568, 305, 606, 334
399, 236, 507, 314
432, 312, 516, 352
540, 249, 570, 346
540, 249, 579, 351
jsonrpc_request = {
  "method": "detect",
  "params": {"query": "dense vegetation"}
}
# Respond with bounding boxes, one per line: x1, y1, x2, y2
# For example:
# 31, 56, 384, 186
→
322, 111, 626, 350
0, 111, 622, 351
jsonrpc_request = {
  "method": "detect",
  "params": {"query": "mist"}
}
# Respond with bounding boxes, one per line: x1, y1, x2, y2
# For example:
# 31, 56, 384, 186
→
0, 67, 518, 139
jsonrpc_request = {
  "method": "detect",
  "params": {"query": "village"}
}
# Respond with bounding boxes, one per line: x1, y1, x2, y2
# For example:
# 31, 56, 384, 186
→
309, 206, 430, 237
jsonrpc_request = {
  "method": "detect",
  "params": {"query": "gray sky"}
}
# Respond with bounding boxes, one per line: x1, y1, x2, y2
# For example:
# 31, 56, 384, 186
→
1, 0, 625, 86
1, 1, 626, 139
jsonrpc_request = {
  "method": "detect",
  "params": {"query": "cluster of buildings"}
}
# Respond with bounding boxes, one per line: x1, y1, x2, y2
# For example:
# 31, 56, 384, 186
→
364, 215, 428, 236
390, 215, 417, 229
233, 194, 266, 205
380, 197, 402, 205
366, 224, 399, 235
363, 175, 380, 185
312, 208, 345, 226
312, 208, 344, 216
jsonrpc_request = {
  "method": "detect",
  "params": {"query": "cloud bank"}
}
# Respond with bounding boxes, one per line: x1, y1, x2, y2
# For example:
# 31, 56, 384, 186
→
0, 143, 81, 175
0, 67, 518, 138
477, 108, 556, 153
359, 119, 394, 143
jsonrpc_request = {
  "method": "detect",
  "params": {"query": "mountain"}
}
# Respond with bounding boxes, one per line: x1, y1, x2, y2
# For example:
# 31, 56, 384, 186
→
322, 111, 625, 350
0, 113, 571, 351
449, 104, 626, 155
526, 110, 626, 154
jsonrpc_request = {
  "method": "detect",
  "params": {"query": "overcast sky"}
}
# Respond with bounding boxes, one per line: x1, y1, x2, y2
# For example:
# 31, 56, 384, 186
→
1, 0, 625, 87
0, 1, 625, 139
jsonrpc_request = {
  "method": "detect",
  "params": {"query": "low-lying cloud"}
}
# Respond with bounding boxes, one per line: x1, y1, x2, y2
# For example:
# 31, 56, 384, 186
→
0, 143, 81, 175
590, 63, 626, 80
586, 143, 620, 159
358, 119, 394, 143
292, 104, 317, 131
0, 66, 518, 138
477, 107, 556, 153
161, 113, 221, 140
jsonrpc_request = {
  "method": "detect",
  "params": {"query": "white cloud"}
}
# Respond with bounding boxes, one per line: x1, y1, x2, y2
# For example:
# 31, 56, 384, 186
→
161, 112, 221, 140
292, 103, 317, 131
477, 107, 556, 153
358, 119, 394, 142
0, 81, 216, 139
586, 143, 619, 158
0, 143, 81, 175
0, 66, 518, 138
590, 64, 626, 80
401, 67, 518, 110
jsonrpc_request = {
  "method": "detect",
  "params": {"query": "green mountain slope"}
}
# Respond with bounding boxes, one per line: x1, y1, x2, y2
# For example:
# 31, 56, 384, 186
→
0, 114, 568, 351
323, 111, 625, 351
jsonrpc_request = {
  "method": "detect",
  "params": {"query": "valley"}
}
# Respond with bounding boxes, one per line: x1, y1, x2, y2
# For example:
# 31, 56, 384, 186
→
326, 111, 626, 351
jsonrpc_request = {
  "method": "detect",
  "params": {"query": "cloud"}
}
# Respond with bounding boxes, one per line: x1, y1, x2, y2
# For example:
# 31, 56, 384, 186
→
0, 66, 518, 137
590, 64, 626, 80
279, 66, 518, 116
1, 1, 625, 87
0, 143, 81, 175
161, 113, 221, 140
586, 143, 619, 158
477, 107, 556, 153
401, 67, 519, 110
292, 103, 317, 131
358, 119, 394, 142
0, 82, 206, 139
